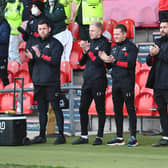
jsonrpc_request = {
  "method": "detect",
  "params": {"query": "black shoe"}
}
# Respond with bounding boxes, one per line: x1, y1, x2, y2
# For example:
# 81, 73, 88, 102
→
53, 135, 66, 145
152, 139, 168, 147
107, 137, 125, 146
72, 137, 88, 145
92, 138, 102, 145
31, 136, 46, 144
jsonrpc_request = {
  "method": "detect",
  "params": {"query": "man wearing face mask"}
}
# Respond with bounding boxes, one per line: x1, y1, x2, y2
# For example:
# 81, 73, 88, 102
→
146, 21, 168, 147
0, 7, 10, 86
44, 0, 73, 62
18, 0, 46, 77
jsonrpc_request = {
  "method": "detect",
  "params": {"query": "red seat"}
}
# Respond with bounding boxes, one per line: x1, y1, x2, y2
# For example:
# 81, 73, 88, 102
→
19, 41, 29, 63
103, 19, 117, 42
70, 40, 85, 69
118, 18, 135, 39
105, 86, 115, 116
19, 62, 29, 72
88, 100, 97, 115
67, 21, 80, 40
60, 61, 71, 85
7, 61, 20, 76
16, 70, 31, 85
0, 94, 15, 112
135, 61, 142, 74
135, 88, 157, 116
135, 69, 150, 89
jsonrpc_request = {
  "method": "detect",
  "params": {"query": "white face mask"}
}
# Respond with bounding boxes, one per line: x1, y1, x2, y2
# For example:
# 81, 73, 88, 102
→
31, 7, 39, 16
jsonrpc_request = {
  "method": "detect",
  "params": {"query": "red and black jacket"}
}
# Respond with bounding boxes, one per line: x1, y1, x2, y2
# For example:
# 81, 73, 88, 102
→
29, 35, 63, 87
79, 35, 111, 84
110, 38, 138, 89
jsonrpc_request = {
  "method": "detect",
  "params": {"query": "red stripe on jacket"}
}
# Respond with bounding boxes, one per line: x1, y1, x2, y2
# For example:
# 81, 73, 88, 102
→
116, 61, 128, 68
88, 51, 96, 61
41, 54, 51, 61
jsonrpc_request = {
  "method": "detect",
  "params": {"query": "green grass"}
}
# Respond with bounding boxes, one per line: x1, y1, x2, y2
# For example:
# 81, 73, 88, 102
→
0, 133, 168, 168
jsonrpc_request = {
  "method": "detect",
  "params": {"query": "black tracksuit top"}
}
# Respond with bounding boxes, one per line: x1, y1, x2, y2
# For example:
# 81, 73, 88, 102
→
79, 35, 111, 84
30, 36, 63, 87
110, 38, 138, 89
146, 36, 168, 89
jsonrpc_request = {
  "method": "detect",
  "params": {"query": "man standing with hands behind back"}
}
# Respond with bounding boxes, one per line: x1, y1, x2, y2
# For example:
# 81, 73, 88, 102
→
146, 21, 168, 147
25, 19, 65, 145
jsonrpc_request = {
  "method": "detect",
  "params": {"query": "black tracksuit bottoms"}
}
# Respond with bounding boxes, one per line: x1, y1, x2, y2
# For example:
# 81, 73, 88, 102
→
79, 79, 107, 138
34, 85, 64, 137
154, 89, 168, 137
112, 85, 137, 137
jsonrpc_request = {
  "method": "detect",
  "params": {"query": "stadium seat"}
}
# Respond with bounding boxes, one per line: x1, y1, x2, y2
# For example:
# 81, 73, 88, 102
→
135, 61, 142, 74
67, 21, 80, 40
135, 68, 150, 89
0, 94, 15, 112
16, 70, 31, 85
7, 61, 20, 76
105, 86, 115, 116
19, 41, 28, 63
88, 100, 97, 115
103, 0, 159, 27
102, 19, 117, 42
141, 62, 151, 71
19, 62, 29, 72
135, 88, 157, 116
118, 18, 135, 40
60, 61, 72, 85
69, 40, 85, 69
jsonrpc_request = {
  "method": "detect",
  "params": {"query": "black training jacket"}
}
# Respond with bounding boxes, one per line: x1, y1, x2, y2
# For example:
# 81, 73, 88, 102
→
79, 35, 111, 84
28, 35, 63, 87
110, 38, 138, 89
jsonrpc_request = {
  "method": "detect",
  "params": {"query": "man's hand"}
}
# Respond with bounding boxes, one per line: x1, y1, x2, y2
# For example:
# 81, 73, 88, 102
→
79, 40, 90, 53
98, 51, 116, 63
25, 49, 33, 59
32, 46, 41, 58
149, 44, 160, 57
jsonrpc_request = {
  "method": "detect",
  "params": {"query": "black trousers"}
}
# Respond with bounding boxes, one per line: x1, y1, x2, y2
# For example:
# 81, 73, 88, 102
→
154, 89, 168, 137
34, 85, 64, 137
79, 79, 107, 138
112, 85, 137, 137
0, 58, 9, 87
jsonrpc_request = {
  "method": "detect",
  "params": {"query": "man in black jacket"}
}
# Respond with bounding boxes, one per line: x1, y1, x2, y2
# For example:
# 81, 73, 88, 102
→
25, 19, 65, 145
72, 22, 111, 145
146, 21, 168, 147
0, 7, 10, 86
99, 24, 138, 147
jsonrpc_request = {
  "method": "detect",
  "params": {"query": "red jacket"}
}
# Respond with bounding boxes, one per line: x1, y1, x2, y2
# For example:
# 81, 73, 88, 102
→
159, 0, 168, 11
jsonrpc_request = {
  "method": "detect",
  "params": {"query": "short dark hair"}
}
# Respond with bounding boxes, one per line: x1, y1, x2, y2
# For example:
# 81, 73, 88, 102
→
114, 24, 127, 33
38, 19, 51, 27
